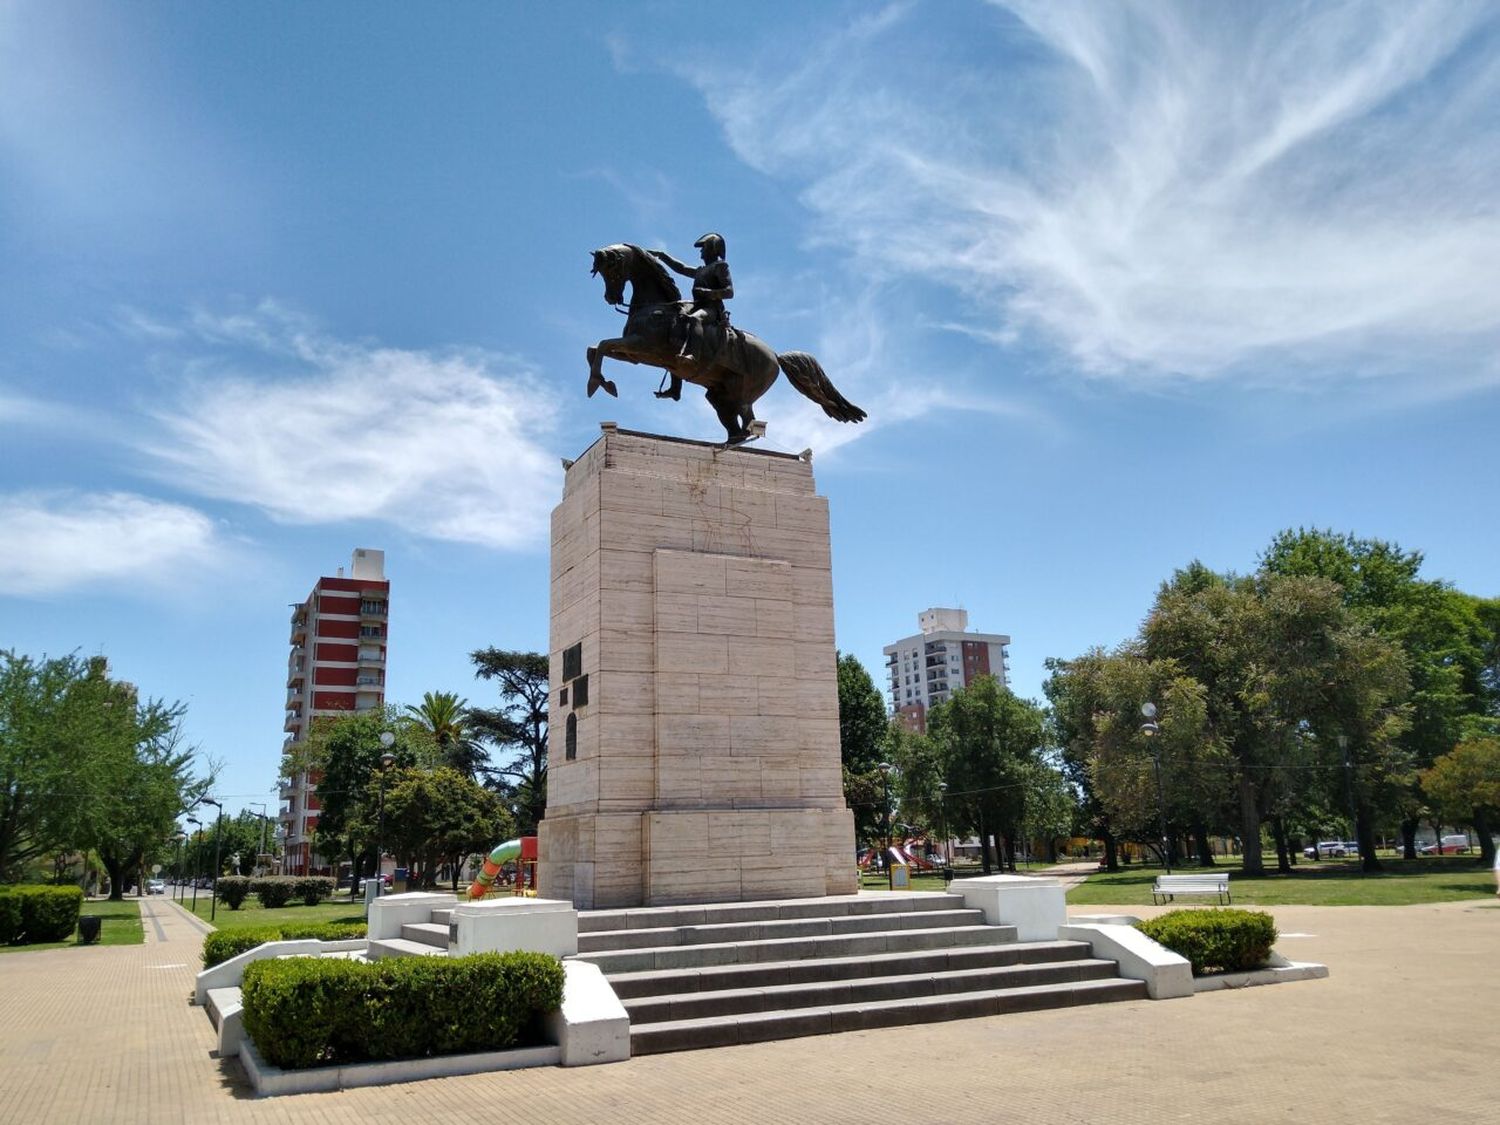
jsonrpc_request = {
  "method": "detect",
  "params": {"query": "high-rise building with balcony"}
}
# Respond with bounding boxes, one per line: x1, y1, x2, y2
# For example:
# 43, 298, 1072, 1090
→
279, 548, 389, 875
882, 608, 1010, 733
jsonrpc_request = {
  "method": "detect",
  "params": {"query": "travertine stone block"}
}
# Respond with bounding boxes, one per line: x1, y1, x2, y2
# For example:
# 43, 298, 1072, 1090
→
542, 428, 854, 908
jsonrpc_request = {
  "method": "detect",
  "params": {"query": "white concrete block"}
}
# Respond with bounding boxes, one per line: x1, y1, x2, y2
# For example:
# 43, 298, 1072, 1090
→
1058, 922, 1195, 1000
545, 960, 631, 1066
450, 897, 578, 958
367, 893, 458, 942
950, 875, 1067, 942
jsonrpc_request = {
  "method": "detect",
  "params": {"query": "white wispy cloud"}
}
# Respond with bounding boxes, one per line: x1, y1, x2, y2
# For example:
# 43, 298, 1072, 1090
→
142, 305, 559, 550
675, 1, 1500, 392
0, 491, 225, 596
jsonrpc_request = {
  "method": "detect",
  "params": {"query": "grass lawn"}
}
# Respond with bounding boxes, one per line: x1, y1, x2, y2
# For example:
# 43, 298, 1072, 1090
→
182, 896, 367, 931
1067, 855, 1495, 907
0, 898, 143, 954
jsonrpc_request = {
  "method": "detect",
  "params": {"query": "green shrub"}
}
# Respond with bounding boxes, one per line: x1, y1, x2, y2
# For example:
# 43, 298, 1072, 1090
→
1137, 908, 1278, 975
241, 951, 565, 1070
0, 885, 85, 944
293, 876, 335, 905
200, 921, 368, 967
252, 877, 295, 909
217, 877, 252, 910
0, 890, 24, 943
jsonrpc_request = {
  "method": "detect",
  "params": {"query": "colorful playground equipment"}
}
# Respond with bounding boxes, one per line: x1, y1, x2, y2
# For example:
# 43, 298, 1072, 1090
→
466, 836, 538, 900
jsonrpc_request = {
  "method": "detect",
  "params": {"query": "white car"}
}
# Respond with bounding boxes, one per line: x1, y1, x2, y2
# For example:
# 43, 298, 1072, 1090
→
1303, 841, 1348, 858
146, 879, 166, 895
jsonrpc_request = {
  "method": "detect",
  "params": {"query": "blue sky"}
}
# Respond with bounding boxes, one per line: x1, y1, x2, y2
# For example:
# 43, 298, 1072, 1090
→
3, 2, 1498, 817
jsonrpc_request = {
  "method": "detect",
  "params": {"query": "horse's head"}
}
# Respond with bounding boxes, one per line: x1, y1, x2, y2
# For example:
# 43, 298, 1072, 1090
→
591, 244, 631, 306
591, 243, 681, 308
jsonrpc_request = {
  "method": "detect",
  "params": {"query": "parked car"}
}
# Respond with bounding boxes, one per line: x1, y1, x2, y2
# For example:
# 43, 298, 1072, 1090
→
1419, 835, 1470, 855
1303, 841, 1349, 858
146, 879, 166, 895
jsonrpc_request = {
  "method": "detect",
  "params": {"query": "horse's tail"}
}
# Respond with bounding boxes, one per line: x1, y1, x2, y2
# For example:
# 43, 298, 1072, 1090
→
777, 351, 867, 424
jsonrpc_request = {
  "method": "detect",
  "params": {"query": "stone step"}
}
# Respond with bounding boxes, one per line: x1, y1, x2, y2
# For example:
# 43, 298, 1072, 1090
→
579, 892, 967, 934
430, 908, 455, 926
623, 957, 1123, 1023
630, 977, 1149, 1055
606, 939, 1096, 999
576, 923, 1018, 975
401, 921, 451, 949
368, 937, 449, 961
578, 908, 986, 953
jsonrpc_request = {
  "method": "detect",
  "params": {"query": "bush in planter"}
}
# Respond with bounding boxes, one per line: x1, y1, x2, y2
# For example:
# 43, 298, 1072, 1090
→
293, 876, 335, 905
217, 876, 252, 910
1137, 908, 1277, 976
241, 951, 565, 1070
201, 921, 368, 967
252, 877, 295, 909
0, 890, 23, 943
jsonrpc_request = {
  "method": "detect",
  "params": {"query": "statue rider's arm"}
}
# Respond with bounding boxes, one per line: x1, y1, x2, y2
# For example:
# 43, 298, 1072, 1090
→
650, 249, 694, 278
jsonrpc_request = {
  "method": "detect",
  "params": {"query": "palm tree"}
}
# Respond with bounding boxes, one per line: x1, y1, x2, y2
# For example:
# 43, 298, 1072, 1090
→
403, 691, 488, 779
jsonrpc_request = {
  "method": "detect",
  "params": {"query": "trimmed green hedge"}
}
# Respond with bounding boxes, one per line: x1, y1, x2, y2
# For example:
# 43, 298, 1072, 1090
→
216, 876, 335, 910
253, 877, 296, 908
0, 885, 85, 944
217, 877, 252, 910
201, 922, 368, 967
240, 951, 565, 1070
1137, 908, 1278, 975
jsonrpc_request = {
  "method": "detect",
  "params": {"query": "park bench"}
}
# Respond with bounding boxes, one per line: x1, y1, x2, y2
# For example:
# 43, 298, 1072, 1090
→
1151, 873, 1231, 905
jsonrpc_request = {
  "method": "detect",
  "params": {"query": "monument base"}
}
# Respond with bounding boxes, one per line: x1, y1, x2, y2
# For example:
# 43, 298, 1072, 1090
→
541, 807, 857, 909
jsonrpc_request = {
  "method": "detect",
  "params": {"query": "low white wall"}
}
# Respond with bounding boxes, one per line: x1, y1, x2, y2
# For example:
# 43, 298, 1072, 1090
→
451, 897, 577, 958
951, 875, 1067, 942
1058, 922, 1193, 1000
195, 939, 367, 1005
545, 960, 631, 1066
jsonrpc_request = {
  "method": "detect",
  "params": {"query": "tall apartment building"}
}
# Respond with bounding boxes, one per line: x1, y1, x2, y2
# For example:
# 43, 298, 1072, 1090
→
278, 548, 390, 876
883, 607, 1010, 733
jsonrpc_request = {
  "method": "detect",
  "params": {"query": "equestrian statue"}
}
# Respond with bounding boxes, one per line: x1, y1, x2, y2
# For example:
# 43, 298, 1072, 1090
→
586, 233, 866, 445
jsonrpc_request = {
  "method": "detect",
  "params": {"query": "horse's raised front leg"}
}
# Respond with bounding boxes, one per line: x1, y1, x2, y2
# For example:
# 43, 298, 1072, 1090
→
585, 341, 620, 398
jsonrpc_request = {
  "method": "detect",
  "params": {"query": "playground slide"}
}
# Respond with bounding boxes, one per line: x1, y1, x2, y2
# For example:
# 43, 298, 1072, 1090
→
466, 838, 522, 900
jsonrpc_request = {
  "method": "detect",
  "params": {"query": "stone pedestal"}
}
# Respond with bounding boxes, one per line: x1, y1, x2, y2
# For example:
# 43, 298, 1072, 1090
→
539, 426, 857, 908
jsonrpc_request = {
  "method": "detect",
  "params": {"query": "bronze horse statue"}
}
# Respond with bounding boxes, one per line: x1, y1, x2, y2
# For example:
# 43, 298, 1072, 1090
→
586, 243, 866, 444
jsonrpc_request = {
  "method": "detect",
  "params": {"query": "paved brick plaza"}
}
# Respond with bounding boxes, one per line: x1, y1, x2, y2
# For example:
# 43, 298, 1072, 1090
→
0, 891, 1493, 1124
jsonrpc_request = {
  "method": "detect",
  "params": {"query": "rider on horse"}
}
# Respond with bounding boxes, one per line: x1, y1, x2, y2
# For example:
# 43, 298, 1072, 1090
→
650, 232, 734, 401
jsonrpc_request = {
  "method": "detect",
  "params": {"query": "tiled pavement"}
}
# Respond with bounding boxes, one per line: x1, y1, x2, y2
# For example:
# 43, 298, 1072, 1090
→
0, 890, 1494, 1124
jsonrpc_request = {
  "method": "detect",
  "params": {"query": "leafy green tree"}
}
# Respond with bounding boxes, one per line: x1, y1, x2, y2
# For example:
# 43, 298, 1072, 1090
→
837, 652, 891, 845
1262, 529, 1490, 856
356, 766, 510, 890
1, 651, 91, 877
288, 706, 429, 892
468, 649, 548, 834
928, 675, 1046, 873
404, 691, 488, 779
1420, 737, 1500, 866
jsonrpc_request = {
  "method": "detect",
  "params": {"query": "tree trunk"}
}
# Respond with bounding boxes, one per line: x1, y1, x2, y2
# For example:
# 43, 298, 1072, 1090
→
1193, 823, 1215, 867
1397, 818, 1417, 860
1357, 802, 1382, 873
978, 811, 992, 874
1101, 830, 1119, 873
1472, 807, 1494, 867
1271, 817, 1292, 874
1237, 773, 1265, 876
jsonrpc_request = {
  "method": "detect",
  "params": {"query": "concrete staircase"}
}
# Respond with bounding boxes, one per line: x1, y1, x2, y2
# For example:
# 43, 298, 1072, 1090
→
368, 906, 454, 960
573, 892, 1147, 1055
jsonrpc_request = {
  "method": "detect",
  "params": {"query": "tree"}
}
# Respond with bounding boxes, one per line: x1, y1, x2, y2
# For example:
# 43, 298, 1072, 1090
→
404, 691, 488, 779
1262, 529, 1490, 856
1421, 737, 1500, 866
359, 766, 510, 890
928, 675, 1046, 873
837, 652, 891, 845
1, 652, 205, 896
288, 706, 429, 892
469, 649, 548, 834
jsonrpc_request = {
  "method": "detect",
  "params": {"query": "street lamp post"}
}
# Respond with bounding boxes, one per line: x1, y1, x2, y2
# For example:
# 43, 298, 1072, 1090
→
374, 732, 397, 897
1337, 735, 1359, 852
201, 798, 224, 921
186, 816, 202, 912
249, 802, 268, 874
938, 781, 952, 885
174, 832, 187, 902
1140, 702, 1171, 875
877, 762, 893, 890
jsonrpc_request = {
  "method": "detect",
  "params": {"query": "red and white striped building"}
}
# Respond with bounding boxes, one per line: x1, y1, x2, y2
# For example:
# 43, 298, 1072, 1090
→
279, 548, 390, 875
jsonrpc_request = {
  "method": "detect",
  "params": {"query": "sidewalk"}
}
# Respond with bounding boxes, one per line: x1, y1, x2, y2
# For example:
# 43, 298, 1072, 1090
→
0, 892, 1494, 1124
